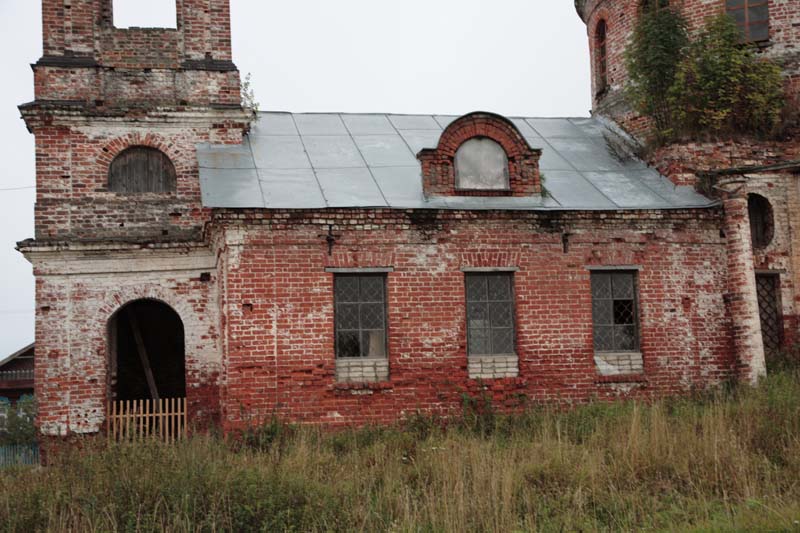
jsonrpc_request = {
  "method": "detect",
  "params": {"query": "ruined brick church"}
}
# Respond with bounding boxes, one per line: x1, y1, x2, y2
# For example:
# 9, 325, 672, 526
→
17, 0, 799, 437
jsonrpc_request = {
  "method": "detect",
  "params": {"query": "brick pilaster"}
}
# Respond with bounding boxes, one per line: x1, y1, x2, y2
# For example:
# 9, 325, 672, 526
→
721, 179, 767, 384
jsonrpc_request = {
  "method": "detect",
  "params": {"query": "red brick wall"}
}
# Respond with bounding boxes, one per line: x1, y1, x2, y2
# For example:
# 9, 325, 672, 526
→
36, 0, 240, 107
20, 119, 245, 242
30, 247, 222, 436
214, 208, 735, 428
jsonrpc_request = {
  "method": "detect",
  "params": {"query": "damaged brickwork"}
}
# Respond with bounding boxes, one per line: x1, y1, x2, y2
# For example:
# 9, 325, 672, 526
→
16, 0, 800, 437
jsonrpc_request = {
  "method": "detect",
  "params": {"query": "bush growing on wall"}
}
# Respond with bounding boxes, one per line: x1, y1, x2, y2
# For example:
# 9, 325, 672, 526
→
669, 14, 784, 138
625, 5, 689, 139
627, 10, 784, 142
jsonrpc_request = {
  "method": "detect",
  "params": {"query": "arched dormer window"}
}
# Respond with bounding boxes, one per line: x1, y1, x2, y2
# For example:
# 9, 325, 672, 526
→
748, 193, 774, 249
595, 19, 608, 95
109, 146, 177, 194
455, 137, 510, 190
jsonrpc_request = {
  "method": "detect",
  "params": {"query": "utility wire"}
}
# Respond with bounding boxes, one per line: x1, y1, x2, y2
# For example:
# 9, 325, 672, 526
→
0, 186, 35, 191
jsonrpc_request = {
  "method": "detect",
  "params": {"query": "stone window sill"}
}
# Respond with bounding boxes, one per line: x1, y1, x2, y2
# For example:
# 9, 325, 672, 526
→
468, 354, 519, 380
335, 357, 389, 384
594, 351, 643, 377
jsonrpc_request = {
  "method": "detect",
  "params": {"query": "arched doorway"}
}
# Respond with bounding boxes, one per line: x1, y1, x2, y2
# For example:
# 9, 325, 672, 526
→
108, 299, 186, 401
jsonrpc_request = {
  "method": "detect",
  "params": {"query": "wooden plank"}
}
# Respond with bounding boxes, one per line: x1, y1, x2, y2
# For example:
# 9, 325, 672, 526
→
125, 308, 160, 401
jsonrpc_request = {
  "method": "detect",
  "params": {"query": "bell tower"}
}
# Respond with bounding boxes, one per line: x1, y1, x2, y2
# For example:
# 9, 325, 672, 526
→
20, 0, 251, 242
18, 0, 247, 438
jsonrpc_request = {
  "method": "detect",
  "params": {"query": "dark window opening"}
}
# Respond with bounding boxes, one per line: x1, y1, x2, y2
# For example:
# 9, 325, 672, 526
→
726, 0, 769, 43
108, 300, 185, 401
335, 275, 387, 358
465, 273, 516, 356
748, 193, 774, 249
109, 146, 177, 194
596, 20, 609, 94
591, 271, 640, 352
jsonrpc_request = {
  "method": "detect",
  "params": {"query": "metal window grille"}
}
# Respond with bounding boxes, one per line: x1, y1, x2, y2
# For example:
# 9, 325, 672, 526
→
591, 271, 640, 352
596, 20, 608, 93
756, 273, 783, 355
334, 275, 387, 358
726, 0, 769, 43
465, 273, 516, 356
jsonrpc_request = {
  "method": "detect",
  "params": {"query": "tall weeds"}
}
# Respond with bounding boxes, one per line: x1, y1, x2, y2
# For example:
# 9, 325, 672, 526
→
2, 368, 800, 532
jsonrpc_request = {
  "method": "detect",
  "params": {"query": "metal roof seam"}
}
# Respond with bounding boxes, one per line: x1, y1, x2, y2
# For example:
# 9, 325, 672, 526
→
245, 135, 267, 208
290, 113, 331, 208
341, 114, 391, 208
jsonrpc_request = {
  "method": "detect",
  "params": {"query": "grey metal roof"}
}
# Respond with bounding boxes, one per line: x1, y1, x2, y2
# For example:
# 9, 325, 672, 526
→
198, 112, 715, 211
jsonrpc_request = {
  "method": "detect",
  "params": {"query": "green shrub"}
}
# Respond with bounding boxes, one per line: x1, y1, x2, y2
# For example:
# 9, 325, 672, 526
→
625, 5, 689, 139
0, 395, 36, 446
669, 14, 784, 138
626, 10, 785, 142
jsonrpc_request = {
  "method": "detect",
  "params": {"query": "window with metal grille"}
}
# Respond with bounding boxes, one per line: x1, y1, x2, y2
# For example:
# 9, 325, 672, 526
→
748, 193, 774, 249
726, 0, 769, 43
465, 273, 516, 356
455, 138, 510, 191
334, 275, 387, 359
591, 271, 640, 352
596, 20, 608, 94
108, 147, 177, 194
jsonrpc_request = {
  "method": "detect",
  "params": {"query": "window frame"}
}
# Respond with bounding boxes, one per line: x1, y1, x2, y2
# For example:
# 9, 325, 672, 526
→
454, 137, 511, 192
465, 272, 517, 357
590, 270, 641, 354
726, 0, 770, 43
333, 274, 389, 360
108, 146, 177, 194
595, 19, 609, 95
748, 193, 774, 249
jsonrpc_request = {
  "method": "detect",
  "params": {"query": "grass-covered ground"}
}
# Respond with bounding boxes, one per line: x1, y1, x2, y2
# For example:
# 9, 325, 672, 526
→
2, 366, 800, 532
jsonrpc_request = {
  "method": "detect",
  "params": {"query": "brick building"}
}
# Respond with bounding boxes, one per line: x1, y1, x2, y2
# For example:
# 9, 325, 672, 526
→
16, 0, 799, 437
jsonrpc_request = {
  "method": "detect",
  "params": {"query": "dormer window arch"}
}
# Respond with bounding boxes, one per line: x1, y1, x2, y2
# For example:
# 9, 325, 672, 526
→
455, 137, 510, 191
417, 112, 542, 198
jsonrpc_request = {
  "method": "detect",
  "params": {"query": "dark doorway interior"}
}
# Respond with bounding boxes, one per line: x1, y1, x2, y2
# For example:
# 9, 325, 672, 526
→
109, 300, 185, 401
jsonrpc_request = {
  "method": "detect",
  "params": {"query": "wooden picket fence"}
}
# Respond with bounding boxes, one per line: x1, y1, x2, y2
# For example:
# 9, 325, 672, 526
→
107, 398, 187, 443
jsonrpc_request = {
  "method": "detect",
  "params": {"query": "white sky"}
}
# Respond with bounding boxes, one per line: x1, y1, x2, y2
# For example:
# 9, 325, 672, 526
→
0, 0, 591, 355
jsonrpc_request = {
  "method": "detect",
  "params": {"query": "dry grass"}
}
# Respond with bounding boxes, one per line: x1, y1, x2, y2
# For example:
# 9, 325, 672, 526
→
2, 368, 800, 532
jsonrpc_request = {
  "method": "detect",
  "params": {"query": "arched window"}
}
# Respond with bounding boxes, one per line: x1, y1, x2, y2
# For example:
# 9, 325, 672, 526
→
454, 137, 509, 190
109, 146, 177, 194
595, 20, 608, 94
748, 193, 774, 249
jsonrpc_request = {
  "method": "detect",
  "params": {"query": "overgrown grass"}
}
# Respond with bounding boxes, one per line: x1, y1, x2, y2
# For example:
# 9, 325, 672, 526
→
3, 368, 800, 532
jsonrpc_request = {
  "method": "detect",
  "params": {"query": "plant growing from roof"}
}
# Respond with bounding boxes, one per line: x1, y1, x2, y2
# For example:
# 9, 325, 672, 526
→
241, 72, 260, 121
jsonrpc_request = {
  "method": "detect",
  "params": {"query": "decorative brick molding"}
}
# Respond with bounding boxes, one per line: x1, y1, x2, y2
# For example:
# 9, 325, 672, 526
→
418, 112, 542, 197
